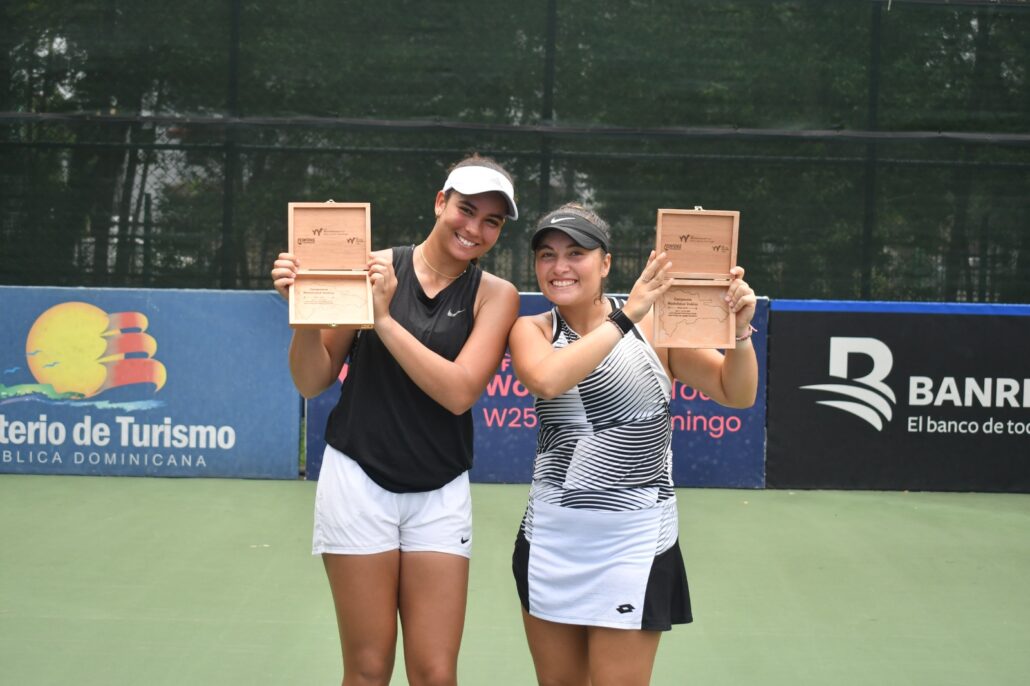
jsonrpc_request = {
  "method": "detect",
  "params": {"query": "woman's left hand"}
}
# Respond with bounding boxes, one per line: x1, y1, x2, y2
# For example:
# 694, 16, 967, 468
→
726, 266, 757, 336
368, 253, 398, 322
624, 251, 673, 322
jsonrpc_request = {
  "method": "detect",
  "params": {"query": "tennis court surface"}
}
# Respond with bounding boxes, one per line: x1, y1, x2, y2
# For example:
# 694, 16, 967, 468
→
1, 475, 1027, 685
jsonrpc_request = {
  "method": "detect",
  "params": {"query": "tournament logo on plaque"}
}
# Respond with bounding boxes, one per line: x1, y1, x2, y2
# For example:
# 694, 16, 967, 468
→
287, 202, 373, 329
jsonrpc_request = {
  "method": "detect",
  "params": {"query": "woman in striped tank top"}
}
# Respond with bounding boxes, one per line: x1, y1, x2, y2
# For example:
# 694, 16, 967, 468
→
509, 203, 758, 686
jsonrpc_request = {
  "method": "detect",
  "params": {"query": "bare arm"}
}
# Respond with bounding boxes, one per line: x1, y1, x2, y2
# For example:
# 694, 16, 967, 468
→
287, 328, 357, 399
511, 252, 671, 400
271, 251, 357, 398
371, 257, 519, 415
508, 313, 622, 400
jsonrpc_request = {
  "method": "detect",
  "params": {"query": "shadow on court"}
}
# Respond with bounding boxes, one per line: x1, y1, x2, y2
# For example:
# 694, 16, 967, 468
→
1, 475, 1027, 685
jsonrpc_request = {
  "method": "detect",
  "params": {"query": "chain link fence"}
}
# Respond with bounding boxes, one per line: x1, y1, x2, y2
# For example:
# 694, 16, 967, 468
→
2, 0, 1028, 300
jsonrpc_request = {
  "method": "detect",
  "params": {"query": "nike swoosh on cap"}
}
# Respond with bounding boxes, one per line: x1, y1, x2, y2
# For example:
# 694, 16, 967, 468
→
549, 216, 575, 224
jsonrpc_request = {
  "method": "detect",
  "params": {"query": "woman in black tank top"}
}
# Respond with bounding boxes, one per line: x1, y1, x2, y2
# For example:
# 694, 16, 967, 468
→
271, 155, 519, 685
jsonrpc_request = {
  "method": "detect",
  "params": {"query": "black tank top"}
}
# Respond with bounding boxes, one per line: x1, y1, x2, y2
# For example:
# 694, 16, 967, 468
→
325, 245, 482, 492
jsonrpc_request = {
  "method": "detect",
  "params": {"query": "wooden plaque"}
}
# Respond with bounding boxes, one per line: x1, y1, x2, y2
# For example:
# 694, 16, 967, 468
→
653, 208, 739, 349
287, 202, 373, 329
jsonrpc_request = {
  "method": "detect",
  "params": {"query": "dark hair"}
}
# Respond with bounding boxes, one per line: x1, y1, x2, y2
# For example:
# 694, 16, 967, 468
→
537, 202, 611, 303
447, 153, 514, 184
442, 154, 515, 265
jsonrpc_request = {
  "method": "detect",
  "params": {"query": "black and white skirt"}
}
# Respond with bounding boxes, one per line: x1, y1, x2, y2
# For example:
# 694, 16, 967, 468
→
512, 497, 692, 631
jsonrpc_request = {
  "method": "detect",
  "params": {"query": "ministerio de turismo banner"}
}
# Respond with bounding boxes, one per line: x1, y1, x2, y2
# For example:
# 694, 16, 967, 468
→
766, 301, 1030, 492
0, 287, 300, 479
306, 295, 768, 488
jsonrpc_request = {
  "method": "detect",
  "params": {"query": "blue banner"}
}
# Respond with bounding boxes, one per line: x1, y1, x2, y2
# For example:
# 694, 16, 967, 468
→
307, 295, 768, 488
0, 287, 300, 478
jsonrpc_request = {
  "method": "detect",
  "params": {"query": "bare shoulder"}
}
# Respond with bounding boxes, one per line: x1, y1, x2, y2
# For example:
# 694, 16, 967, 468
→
514, 310, 553, 338
479, 270, 518, 299
475, 270, 519, 313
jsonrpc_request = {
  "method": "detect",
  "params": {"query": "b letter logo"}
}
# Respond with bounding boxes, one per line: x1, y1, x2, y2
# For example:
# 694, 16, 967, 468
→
801, 337, 897, 431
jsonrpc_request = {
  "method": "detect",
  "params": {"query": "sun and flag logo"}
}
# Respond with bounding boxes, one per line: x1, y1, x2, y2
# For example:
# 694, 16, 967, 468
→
1, 302, 166, 404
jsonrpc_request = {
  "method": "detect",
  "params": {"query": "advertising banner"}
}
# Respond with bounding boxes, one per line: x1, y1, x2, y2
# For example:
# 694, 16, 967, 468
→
766, 301, 1030, 492
307, 295, 768, 488
0, 287, 300, 479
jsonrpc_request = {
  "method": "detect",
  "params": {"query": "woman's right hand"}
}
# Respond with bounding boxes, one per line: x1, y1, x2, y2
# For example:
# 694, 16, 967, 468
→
271, 252, 299, 300
623, 250, 672, 322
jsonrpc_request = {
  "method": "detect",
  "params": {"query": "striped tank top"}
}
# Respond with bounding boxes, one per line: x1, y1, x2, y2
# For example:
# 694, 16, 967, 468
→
524, 297, 679, 552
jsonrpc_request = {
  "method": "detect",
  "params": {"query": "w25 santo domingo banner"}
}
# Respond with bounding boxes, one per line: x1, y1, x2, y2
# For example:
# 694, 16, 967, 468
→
0, 286, 300, 479
766, 301, 1030, 492
306, 295, 768, 488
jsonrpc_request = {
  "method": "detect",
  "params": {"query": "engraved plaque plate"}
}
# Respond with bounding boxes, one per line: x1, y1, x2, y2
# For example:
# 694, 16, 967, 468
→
291, 274, 371, 329
654, 208, 739, 348
654, 284, 734, 349
288, 202, 373, 329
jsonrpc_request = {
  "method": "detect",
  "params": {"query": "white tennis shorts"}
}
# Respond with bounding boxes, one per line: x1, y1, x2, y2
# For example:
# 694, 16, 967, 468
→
312, 444, 473, 558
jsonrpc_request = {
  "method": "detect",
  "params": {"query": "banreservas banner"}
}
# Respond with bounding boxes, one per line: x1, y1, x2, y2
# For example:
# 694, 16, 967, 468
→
766, 301, 1030, 492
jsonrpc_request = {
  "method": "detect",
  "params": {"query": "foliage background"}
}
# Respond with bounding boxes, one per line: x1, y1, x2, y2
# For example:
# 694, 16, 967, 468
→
2, 0, 1028, 300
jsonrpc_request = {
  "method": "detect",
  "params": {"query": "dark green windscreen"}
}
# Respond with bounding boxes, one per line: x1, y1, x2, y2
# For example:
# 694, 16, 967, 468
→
3, 0, 1028, 300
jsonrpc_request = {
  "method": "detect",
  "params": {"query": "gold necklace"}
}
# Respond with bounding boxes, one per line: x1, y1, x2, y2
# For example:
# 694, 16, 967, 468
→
417, 244, 468, 280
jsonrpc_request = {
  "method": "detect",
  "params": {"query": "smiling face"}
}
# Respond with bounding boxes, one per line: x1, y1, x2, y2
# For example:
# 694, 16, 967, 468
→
533, 230, 611, 306
433, 190, 507, 260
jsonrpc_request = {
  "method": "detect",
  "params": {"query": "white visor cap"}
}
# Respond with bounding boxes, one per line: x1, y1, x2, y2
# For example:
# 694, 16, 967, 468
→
441, 166, 518, 220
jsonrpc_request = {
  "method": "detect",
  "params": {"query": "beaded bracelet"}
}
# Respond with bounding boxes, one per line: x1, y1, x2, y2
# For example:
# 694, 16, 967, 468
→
735, 324, 758, 342
607, 307, 635, 336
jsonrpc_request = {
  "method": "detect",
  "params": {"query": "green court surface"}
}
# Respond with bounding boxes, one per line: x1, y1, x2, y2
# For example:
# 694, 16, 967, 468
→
1, 475, 1028, 685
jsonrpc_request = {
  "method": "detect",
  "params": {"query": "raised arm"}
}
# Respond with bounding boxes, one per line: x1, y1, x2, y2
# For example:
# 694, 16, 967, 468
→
371, 260, 520, 415
664, 266, 758, 408
508, 312, 618, 400
271, 251, 358, 398
511, 252, 671, 400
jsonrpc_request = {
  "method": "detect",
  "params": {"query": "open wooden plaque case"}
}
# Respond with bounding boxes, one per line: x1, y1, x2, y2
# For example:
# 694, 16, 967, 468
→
288, 202, 373, 329
653, 208, 739, 349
